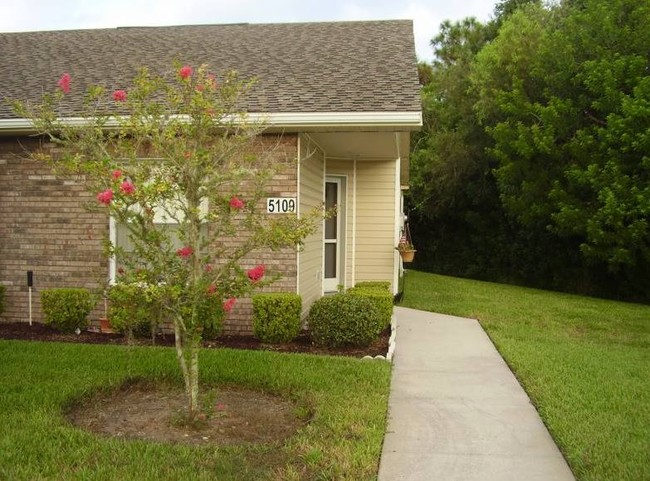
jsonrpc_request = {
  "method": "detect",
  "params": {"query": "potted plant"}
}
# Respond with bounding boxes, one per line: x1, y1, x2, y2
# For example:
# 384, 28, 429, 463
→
396, 240, 416, 263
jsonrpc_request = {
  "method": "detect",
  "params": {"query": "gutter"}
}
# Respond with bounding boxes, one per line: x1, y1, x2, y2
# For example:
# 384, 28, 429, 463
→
0, 111, 423, 135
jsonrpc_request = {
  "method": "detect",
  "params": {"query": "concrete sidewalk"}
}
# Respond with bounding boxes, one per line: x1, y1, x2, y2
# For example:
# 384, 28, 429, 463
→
378, 307, 575, 481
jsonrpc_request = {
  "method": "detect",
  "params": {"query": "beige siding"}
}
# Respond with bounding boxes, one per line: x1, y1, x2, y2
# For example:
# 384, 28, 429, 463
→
325, 159, 354, 288
355, 159, 396, 288
298, 135, 324, 317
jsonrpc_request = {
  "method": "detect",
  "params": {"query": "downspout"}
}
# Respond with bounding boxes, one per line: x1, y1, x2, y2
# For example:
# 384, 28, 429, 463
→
352, 157, 357, 287
296, 135, 301, 295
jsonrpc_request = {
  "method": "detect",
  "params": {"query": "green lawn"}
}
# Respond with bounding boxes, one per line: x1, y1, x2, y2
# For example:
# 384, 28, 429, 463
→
400, 270, 650, 481
0, 341, 390, 480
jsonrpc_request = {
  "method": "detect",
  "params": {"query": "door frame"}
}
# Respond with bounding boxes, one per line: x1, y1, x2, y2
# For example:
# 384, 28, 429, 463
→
323, 176, 344, 292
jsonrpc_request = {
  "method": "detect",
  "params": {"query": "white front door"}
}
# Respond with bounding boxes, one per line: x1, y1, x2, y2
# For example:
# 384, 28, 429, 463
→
323, 177, 342, 292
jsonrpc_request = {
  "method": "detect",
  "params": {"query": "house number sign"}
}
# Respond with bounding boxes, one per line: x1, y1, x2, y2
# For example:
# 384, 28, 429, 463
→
266, 197, 297, 213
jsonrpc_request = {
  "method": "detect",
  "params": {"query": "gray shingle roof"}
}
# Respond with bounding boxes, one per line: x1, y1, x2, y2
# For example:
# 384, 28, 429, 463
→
0, 20, 421, 119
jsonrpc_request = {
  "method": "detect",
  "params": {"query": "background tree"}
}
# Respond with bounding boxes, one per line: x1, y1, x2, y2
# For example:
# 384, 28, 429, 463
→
410, 0, 650, 301
14, 63, 318, 421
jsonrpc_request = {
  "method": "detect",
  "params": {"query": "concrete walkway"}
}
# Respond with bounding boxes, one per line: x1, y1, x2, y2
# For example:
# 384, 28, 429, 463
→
378, 307, 575, 481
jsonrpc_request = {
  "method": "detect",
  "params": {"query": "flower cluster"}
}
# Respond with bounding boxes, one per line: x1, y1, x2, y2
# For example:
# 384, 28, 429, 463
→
179, 65, 193, 80
112, 89, 127, 102
247, 264, 265, 283
223, 297, 236, 313
58, 73, 71, 94
97, 189, 113, 205
229, 196, 245, 209
176, 246, 194, 258
120, 180, 135, 195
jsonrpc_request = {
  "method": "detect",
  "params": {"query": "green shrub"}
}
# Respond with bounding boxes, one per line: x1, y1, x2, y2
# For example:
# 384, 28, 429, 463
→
308, 294, 383, 347
252, 293, 302, 343
354, 281, 391, 290
0, 285, 5, 316
108, 283, 162, 340
196, 295, 224, 341
41, 288, 94, 333
347, 286, 393, 329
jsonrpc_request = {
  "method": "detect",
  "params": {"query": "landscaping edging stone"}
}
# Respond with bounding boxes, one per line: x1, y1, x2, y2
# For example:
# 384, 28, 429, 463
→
363, 313, 396, 363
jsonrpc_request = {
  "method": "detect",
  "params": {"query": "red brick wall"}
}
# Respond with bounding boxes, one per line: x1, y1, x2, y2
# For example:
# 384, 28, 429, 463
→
0, 135, 299, 335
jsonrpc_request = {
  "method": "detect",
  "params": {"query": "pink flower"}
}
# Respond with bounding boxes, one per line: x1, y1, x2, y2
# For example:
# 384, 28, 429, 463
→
96, 189, 113, 205
179, 65, 193, 79
112, 89, 127, 102
223, 297, 236, 313
57, 73, 71, 93
229, 196, 245, 209
119, 180, 135, 195
111, 169, 123, 180
195, 84, 205, 92
204, 264, 214, 273
206, 283, 217, 294
247, 264, 265, 283
176, 246, 194, 258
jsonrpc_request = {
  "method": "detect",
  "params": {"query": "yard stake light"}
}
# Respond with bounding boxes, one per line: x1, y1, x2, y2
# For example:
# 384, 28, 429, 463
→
27, 271, 33, 326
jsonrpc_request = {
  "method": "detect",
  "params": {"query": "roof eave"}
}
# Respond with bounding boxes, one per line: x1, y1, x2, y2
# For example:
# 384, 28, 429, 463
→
0, 111, 423, 135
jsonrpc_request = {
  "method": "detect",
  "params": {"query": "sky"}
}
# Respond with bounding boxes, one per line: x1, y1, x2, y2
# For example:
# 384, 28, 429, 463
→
0, 0, 499, 61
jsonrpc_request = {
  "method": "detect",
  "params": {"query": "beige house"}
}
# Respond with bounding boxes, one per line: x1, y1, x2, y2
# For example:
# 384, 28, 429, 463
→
0, 21, 422, 333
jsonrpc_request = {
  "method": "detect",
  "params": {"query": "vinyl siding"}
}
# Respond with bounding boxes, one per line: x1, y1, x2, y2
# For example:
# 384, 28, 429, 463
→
355, 160, 396, 287
298, 135, 324, 318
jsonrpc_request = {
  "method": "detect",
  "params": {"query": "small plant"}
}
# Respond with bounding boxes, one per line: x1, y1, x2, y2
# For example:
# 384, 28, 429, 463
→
348, 285, 393, 329
396, 241, 415, 252
252, 293, 302, 343
40, 288, 94, 333
308, 294, 383, 347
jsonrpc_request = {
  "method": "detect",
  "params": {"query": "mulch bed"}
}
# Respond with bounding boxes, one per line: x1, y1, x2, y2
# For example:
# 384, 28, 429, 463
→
0, 322, 390, 358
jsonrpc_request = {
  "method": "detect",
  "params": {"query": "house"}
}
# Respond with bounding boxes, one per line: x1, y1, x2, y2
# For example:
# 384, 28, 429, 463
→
0, 21, 422, 334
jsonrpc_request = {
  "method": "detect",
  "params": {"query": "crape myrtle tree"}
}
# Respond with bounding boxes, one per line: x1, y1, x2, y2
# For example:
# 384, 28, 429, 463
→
13, 62, 318, 421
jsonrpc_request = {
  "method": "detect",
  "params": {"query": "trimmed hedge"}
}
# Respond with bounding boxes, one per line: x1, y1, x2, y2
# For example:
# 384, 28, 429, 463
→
308, 293, 383, 347
252, 293, 302, 343
347, 285, 393, 329
41, 288, 94, 333
354, 281, 391, 290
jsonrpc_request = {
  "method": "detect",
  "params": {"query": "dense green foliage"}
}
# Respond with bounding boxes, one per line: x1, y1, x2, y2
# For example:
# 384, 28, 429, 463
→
252, 293, 302, 343
411, 0, 650, 301
309, 294, 383, 347
107, 283, 164, 340
347, 285, 393, 329
400, 270, 650, 481
354, 281, 392, 290
0, 341, 390, 480
40, 288, 94, 333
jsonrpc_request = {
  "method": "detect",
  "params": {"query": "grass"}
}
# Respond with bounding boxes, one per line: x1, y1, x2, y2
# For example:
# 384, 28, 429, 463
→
400, 270, 650, 481
0, 341, 391, 480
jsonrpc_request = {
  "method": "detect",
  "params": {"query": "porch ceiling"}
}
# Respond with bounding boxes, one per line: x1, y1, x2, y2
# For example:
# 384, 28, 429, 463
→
309, 131, 410, 163
310, 131, 410, 187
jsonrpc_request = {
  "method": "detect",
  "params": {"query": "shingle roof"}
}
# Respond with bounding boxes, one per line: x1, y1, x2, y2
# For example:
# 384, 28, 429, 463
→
0, 20, 421, 119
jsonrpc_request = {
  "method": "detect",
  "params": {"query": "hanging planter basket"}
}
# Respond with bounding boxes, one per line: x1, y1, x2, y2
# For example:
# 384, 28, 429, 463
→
399, 248, 416, 263
396, 221, 416, 263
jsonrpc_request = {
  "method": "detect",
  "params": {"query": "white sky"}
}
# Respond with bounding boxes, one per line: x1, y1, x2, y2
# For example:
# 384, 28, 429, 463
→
0, 0, 498, 61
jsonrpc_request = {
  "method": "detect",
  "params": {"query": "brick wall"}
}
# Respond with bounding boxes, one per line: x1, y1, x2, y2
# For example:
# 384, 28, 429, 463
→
0, 134, 299, 335
0, 138, 108, 325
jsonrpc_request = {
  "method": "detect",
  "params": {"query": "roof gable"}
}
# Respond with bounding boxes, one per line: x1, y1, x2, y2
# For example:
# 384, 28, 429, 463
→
0, 20, 421, 119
